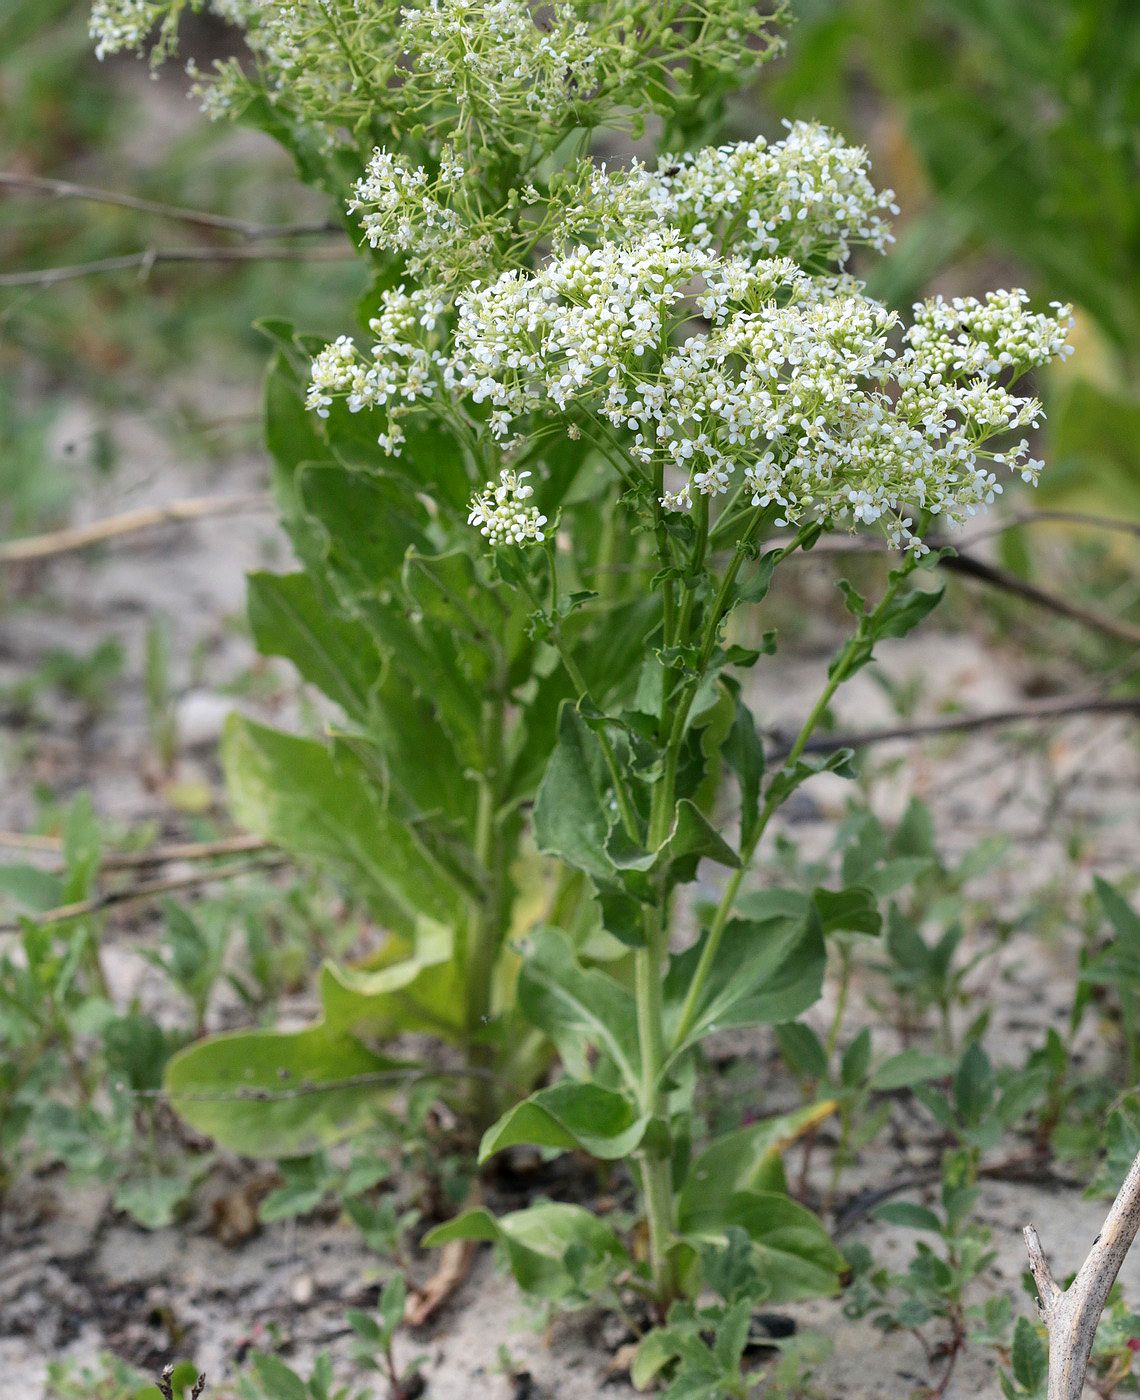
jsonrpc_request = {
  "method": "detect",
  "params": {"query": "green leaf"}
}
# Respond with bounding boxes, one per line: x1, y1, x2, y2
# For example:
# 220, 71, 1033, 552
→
424, 1203, 628, 1302
378, 1275, 406, 1342
680, 1191, 845, 1302
1011, 1315, 1048, 1392
665, 892, 826, 1061
263, 351, 331, 568
776, 1022, 829, 1082
869, 1051, 954, 1092
1095, 877, 1140, 947
840, 1028, 872, 1087
517, 928, 640, 1091
165, 1022, 413, 1157
248, 571, 380, 720
678, 1102, 837, 1226
479, 1081, 647, 1162
891, 798, 938, 859
813, 885, 881, 937
113, 1169, 201, 1230
607, 798, 740, 881
319, 916, 466, 1041
222, 716, 466, 933
954, 1042, 996, 1125
765, 747, 856, 811
873, 1201, 942, 1232
533, 702, 619, 885
0, 863, 64, 912
300, 463, 431, 594
873, 580, 945, 641
722, 687, 765, 849
249, 1354, 310, 1400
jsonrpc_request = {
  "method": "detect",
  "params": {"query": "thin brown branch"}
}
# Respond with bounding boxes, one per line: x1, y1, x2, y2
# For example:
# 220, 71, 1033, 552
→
960, 508, 1140, 548
0, 170, 341, 240
802, 536, 1140, 649
0, 857, 285, 935
0, 831, 270, 869
1024, 1147, 1140, 1398
772, 693, 1140, 758
940, 551, 1140, 649
0, 492, 272, 564
0, 244, 354, 289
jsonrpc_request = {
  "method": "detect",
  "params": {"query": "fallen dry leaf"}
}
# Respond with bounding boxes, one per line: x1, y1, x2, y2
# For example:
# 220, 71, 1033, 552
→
403, 1236, 478, 1325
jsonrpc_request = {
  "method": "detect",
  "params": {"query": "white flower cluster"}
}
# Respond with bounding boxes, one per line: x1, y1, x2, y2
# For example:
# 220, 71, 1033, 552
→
347, 150, 502, 280
904, 290, 1073, 378
656, 121, 899, 266
309, 124, 1072, 552
305, 286, 448, 454
90, 0, 176, 59
467, 469, 548, 546
400, 0, 598, 129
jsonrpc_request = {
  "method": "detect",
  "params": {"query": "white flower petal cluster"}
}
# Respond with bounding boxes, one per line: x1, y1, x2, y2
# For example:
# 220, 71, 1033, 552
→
90, 0, 176, 59
348, 149, 502, 280
305, 286, 449, 454
308, 125, 1072, 553
399, 0, 599, 128
656, 121, 899, 266
94, 0, 784, 145
467, 469, 548, 546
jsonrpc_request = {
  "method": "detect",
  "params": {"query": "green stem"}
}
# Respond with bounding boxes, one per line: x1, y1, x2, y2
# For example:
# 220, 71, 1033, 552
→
634, 898, 675, 1304
529, 551, 642, 844
669, 559, 917, 1055
466, 681, 507, 1124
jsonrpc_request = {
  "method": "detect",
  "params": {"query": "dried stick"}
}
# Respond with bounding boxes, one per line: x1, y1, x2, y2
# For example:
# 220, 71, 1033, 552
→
1024, 1147, 1140, 1399
959, 508, 1140, 548
0, 170, 340, 240
0, 831, 269, 868
0, 492, 272, 564
0, 244, 354, 288
940, 552, 1140, 649
778, 693, 1140, 757
0, 857, 285, 935
800, 537, 1140, 649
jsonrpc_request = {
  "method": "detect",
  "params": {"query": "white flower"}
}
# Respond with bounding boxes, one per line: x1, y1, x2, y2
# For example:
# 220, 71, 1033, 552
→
467, 469, 548, 546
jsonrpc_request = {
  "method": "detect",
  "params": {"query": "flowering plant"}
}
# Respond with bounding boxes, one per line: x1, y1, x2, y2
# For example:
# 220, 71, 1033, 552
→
93, 0, 1073, 1366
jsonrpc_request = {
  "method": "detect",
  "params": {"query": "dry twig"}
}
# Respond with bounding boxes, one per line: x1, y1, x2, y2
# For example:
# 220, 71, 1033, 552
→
959, 507, 1140, 548
0, 493, 272, 564
0, 831, 269, 868
940, 551, 1140, 649
801, 537, 1140, 648
0, 244, 353, 289
1024, 1147, 1140, 1398
775, 693, 1140, 758
0, 170, 340, 240
0, 857, 285, 935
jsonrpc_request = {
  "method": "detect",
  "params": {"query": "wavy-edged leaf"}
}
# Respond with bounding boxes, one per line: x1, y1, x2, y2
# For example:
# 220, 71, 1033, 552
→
248, 570, 380, 721
165, 1022, 413, 1157
222, 716, 467, 933
533, 702, 619, 885
479, 1081, 646, 1162
424, 1203, 628, 1302
517, 927, 640, 1090
665, 892, 826, 1062
678, 1102, 837, 1226
320, 916, 466, 1041
606, 798, 739, 880
680, 1190, 845, 1303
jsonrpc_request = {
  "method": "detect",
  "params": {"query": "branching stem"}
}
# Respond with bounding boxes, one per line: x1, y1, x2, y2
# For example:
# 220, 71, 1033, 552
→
1024, 1146, 1140, 1398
